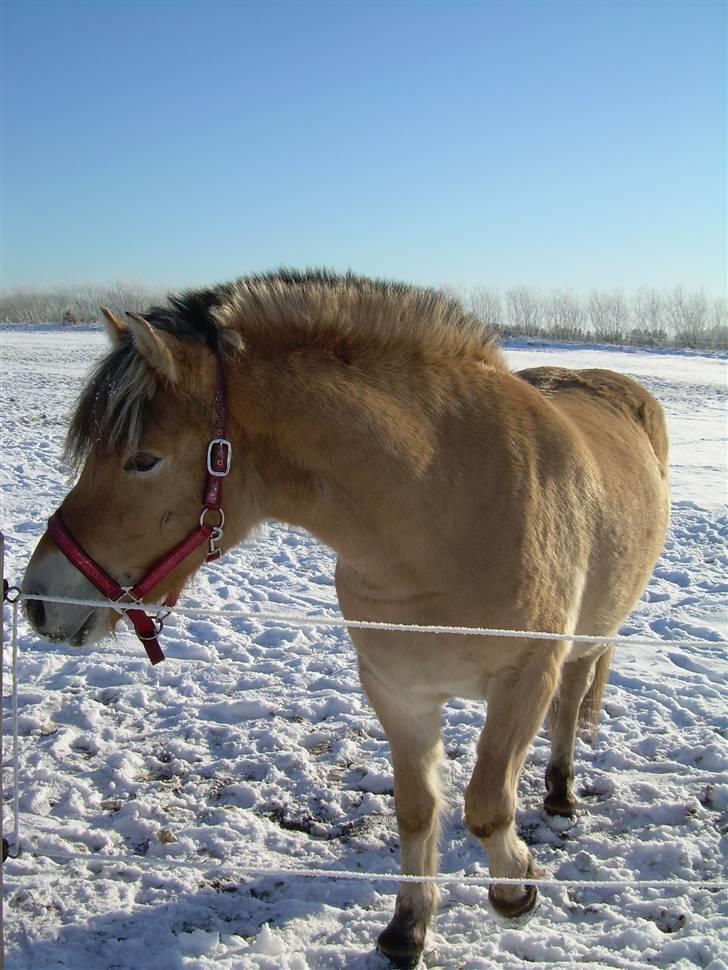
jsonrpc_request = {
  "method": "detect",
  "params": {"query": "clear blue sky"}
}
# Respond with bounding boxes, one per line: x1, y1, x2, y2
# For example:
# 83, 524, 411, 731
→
1, 0, 725, 296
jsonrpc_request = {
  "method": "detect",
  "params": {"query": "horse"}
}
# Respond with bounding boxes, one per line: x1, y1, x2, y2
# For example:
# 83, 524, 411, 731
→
22, 270, 670, 968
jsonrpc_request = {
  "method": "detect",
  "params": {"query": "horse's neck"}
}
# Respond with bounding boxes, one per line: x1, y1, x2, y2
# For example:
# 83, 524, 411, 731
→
229, 341, 441, 561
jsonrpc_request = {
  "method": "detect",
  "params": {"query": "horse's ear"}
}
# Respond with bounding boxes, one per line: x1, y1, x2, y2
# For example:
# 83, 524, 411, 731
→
125, 311, 180, 385
100, 306, 128, 346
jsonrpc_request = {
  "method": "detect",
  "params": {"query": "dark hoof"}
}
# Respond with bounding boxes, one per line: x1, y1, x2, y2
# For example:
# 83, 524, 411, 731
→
488, 861, 541, 920
376, 946, 423, 969
488, 881, 539, 919
543, 794, 578, 819
377, 915, 425, 968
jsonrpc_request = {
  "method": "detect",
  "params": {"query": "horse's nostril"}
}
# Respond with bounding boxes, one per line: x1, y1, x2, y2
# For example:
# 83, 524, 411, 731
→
26, 597, 46, 631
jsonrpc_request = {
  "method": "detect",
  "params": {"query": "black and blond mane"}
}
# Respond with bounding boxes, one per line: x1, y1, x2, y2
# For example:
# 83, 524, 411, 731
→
66, 269, 504, 465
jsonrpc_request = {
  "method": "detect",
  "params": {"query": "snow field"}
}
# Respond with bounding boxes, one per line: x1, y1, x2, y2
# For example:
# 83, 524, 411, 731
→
0, 328, 726, 969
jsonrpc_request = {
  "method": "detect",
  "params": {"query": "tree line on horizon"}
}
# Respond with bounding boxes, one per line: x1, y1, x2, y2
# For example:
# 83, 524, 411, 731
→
0, 280, 725, 351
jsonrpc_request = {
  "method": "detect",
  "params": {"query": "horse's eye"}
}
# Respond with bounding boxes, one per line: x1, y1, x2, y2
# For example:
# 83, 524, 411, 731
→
124, 453, 161, 474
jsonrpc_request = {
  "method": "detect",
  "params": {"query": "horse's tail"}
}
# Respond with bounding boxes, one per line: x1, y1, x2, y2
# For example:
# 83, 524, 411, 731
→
578, 645, 614, 738
637, 397, 670, 480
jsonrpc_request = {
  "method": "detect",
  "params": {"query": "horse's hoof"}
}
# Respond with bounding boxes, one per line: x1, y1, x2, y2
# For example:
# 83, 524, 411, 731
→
376, 945, 424, 969
488, 860, 541, 921
377, 916, 425, 968
543, 794, 578, 819
488, 882, 539, 920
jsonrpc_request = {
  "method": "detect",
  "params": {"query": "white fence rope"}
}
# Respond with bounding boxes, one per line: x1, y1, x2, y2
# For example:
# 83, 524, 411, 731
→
18, 592, 728, 651
17, 846, 728, 892
3, 590, 728, 897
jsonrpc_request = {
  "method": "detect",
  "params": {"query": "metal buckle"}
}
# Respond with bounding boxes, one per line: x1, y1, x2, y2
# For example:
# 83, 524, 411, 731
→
207, 438, 232, 477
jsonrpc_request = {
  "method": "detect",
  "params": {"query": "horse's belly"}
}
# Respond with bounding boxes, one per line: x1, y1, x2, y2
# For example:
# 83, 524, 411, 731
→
403, 661, 490, 701
350, 629, 520, 701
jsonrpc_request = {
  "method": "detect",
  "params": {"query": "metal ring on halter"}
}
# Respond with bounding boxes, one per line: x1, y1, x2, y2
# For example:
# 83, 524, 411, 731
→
200, 507, 225, 530
3, 582, 20, 604
138, 616, 165, 640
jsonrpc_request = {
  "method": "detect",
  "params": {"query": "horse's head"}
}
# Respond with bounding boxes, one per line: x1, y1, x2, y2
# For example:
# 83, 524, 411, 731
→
22, 308, 256, 647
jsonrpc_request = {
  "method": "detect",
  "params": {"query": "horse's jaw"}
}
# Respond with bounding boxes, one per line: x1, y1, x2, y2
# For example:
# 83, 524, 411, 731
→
21, 542, 117, 647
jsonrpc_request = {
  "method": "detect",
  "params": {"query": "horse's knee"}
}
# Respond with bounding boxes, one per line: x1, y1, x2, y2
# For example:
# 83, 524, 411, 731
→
465, 809, 514, 842
464, 783, 514, 841
394, 784, 439, 837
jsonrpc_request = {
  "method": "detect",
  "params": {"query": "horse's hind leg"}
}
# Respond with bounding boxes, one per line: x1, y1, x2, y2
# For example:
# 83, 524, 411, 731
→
465, 644, 565, 918
545, 646, 612, 818
359, 668, 443, 969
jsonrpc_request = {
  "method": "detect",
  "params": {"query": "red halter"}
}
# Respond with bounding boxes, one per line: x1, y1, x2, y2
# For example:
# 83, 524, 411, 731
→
46, 349, 231, 665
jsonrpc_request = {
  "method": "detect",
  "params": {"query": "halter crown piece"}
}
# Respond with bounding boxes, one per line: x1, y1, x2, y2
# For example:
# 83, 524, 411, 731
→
46, 347, 231, 665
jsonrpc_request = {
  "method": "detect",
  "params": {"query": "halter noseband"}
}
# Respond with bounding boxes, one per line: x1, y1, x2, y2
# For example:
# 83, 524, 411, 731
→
46, 349, 231, 665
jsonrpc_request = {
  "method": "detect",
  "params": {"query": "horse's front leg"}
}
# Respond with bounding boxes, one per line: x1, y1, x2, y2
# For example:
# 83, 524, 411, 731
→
465, 644, 565, 918
359, 666, 444, 969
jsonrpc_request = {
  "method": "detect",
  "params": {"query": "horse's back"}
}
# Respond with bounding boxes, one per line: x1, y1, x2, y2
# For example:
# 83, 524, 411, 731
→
517, 366, 669, 479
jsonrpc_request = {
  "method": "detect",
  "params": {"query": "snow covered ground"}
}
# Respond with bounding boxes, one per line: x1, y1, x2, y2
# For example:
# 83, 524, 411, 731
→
1, 327, 726, 969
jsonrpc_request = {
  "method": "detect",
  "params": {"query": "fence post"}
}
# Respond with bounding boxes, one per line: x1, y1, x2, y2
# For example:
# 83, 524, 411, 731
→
1, 529, 5, 969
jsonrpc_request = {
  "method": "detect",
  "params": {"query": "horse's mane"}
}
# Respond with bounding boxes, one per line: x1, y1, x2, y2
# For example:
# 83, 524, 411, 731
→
66, 269, 504, 465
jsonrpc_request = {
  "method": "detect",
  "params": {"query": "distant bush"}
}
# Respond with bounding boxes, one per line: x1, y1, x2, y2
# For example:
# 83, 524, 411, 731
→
1, 279, 725, 352
0, 281, 168, 325
462, 285, 726, 352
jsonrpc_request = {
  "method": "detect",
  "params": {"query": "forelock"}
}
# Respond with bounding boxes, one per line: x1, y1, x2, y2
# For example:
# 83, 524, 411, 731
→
64, 337, 157, 468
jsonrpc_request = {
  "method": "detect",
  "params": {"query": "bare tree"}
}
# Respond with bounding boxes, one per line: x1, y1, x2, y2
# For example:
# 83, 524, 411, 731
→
587, 289, 628, 344
665, 287, 709, 347
505, 286, 543, 336
628, 288, 667, 346
632, 288, 662, 331
468, 286, 503, 330
544, 290, 587, 341
704, 297, 728, 351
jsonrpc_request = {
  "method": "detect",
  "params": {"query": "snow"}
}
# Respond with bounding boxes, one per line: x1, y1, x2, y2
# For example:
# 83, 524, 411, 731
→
1, 327, 727, 968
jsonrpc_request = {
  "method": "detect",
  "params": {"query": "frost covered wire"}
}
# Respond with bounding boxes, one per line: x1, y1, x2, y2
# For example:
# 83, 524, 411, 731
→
17, 593, 728, 651
15, 846, 728, 892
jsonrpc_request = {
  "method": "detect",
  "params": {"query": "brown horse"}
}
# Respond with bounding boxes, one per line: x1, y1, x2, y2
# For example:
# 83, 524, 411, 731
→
22, 271, 670, 968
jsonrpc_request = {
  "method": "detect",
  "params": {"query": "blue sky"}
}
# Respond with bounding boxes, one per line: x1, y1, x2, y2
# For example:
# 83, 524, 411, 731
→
1, 0, 725, 296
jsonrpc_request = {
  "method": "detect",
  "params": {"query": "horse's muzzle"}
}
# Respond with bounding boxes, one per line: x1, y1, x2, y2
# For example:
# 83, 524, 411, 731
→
21, 539, 115, 646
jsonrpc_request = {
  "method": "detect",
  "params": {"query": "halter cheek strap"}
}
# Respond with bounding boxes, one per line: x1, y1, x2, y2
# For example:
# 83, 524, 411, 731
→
45, 349, 231, 665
